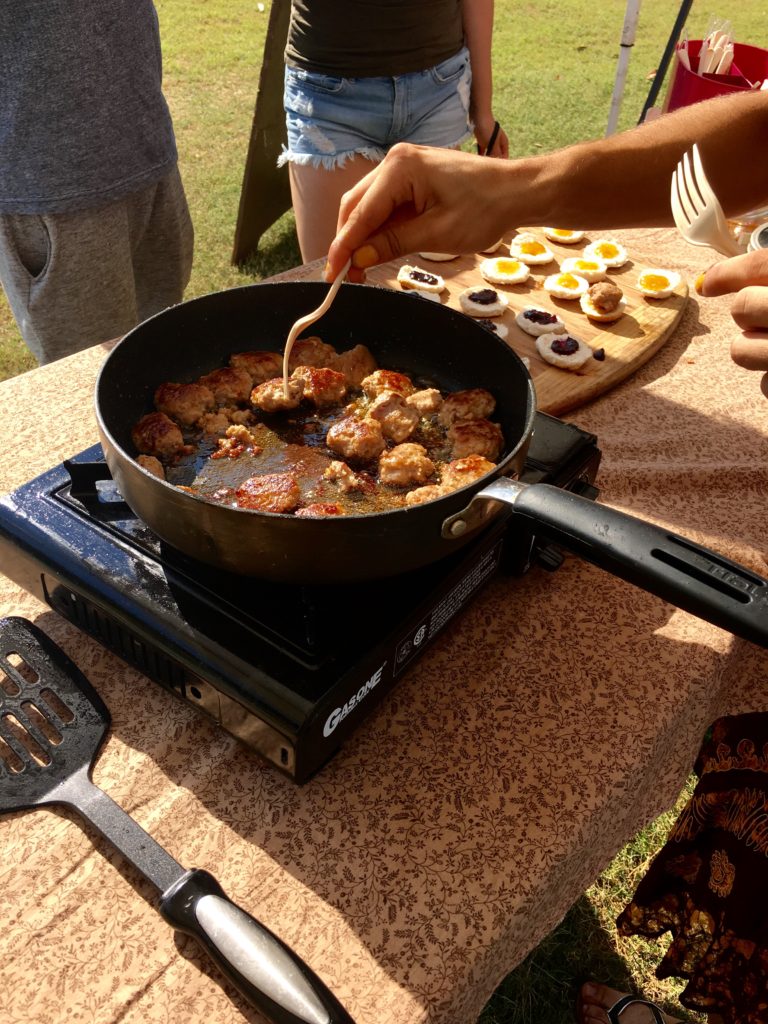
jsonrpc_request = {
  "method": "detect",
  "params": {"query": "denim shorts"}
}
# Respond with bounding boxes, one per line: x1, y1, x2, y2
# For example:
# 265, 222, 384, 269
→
279, 46, 472, 169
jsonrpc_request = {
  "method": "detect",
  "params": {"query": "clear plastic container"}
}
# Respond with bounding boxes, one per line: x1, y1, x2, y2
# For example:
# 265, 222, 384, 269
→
729, 207, 768, 252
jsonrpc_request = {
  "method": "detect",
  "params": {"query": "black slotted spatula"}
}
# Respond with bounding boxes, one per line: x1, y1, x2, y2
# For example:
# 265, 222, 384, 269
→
0, 616, 354, 1024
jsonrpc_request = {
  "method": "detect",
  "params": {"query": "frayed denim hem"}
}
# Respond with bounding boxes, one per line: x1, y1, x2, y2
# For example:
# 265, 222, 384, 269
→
276, 145, 386, 170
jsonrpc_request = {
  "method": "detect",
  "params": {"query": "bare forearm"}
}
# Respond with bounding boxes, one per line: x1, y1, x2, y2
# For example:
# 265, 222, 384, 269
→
462, 0, 494, 121
496, 91, 768, 231
327, 91, 768, 280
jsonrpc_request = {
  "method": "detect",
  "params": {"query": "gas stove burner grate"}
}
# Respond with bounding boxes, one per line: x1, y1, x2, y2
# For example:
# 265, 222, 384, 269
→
0, 412, 600, 781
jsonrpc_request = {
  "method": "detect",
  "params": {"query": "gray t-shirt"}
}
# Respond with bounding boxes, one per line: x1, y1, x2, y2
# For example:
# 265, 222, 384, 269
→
0, 0, 177, 214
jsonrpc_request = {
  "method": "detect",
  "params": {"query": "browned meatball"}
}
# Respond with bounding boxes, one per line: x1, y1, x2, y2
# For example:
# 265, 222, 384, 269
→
406, 388, 443, 415
211, 425, 264, 460
331, 344, 377, 386
131, 412, 187, 460
198, 366, 253, 405
361, 369, 415, 399
440, 455, 496, 490
251, 376, 304, 413
587, 280, 623, 313
326, 416, 386, 462
154, 382, 215, 427
291, 365, 348, 407
448, 419, 504, 461
234, 473, 301, 513
295, 503, 345, 518
198, 410, 232, 435
366, 391, 420, 442
323, 460, 374, 493
438, 388, 496, 426
405, 483, 445, 506
378, 443, 435, 487
136, 455, 166, 479
229, 350, 283, 384
287, 336, 337, 371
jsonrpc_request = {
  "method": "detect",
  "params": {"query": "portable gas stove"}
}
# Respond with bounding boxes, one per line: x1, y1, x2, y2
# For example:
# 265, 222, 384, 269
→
0, 412, 600, 782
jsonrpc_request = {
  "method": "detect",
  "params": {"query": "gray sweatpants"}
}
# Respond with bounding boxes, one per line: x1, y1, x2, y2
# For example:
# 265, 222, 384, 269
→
0, 166, 193, 365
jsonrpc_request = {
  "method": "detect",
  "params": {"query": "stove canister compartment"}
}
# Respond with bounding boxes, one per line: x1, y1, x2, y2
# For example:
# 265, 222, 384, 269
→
748, 222, 768, 252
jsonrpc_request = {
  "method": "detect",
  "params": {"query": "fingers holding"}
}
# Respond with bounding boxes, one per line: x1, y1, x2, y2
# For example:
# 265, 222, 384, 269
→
490, 126, 510, 159
326, 145, 421, 280
728, 285, 768, 331
730, 330, 768, 371
700, 249, 768, 296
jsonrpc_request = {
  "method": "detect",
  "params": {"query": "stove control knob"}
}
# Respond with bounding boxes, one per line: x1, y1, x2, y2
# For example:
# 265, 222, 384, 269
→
535, 544, 565, 572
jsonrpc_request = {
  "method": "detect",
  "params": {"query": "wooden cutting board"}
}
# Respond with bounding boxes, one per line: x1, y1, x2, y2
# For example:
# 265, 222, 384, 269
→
272, 228, 688, 416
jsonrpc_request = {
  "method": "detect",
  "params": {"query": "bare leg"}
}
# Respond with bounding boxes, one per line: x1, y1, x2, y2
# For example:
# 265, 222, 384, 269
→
288, 155, 379, 263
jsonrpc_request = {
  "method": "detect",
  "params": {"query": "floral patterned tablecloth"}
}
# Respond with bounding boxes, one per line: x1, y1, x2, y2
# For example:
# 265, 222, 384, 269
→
1, 227, 767, 1024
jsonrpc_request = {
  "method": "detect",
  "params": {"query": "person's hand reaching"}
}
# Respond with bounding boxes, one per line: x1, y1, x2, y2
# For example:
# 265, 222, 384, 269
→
325, 143, 512, 283
699, 249, 768, 399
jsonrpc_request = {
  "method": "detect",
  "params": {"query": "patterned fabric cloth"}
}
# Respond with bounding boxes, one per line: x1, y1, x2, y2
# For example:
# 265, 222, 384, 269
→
2, 227, 768, 1023
618, 713, 768, 1024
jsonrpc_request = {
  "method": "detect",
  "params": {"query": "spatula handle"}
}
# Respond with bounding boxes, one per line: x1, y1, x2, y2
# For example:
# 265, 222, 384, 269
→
160, 869, 355, 1024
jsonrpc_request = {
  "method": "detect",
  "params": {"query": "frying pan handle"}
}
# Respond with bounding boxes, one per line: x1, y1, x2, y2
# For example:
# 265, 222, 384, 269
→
443, 478, 768, 648
160, 869, 355, 1024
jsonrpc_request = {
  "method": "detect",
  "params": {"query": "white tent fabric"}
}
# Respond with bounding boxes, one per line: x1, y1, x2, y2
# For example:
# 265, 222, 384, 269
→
606, 0, 642, 135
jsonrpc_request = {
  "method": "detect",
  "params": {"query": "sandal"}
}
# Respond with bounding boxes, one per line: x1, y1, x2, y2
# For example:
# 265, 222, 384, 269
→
606, 994, 666, 1023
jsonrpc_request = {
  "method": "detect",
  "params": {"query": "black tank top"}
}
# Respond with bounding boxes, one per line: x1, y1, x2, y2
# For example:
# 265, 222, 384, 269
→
285, 0, 464, 78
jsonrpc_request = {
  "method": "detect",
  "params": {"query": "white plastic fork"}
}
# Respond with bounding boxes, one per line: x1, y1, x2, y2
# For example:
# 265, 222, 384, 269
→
281, 257, 352, 397
670, 143, 742, 257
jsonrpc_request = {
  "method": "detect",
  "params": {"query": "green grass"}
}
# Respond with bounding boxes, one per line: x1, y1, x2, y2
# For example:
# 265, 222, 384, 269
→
3, 3, 766, 1020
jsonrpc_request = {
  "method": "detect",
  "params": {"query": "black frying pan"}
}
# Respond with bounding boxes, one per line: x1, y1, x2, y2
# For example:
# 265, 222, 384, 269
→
95, 281, 768, 647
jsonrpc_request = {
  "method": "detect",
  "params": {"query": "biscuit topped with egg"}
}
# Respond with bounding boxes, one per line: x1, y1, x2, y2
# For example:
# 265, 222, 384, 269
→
636, 268, 681, 300
580, 281, 626, 323
560, 256, 607, 284
459, 286, 509, 317
509, 233, 555, 265
583, 239, 628, 268
418, 252, 459, 262
479, 238, 505, 254
479, 256, 530, 285
543, 271, 589, 300
397, 265, 447, 293
543, 228, 586, 245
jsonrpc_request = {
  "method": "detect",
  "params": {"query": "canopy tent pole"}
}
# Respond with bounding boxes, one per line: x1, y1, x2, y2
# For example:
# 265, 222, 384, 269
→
606, 0, 642, 135
638, 0, 695, 123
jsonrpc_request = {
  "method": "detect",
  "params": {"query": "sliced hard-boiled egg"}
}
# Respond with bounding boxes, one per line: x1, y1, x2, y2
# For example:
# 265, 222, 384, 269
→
583, 239, 628, 268
474, 318, 509, 339
397, 264, 446, 293
543, 227, 586, 244
560, 256, 607, 284
535, 331, 593, 370
543, 271, 589, 300
509, 233, 555, 265
480, 256, 530, 285
515, 305, 566, 337
636, 268, 681, 299
458, 286, 509, 317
